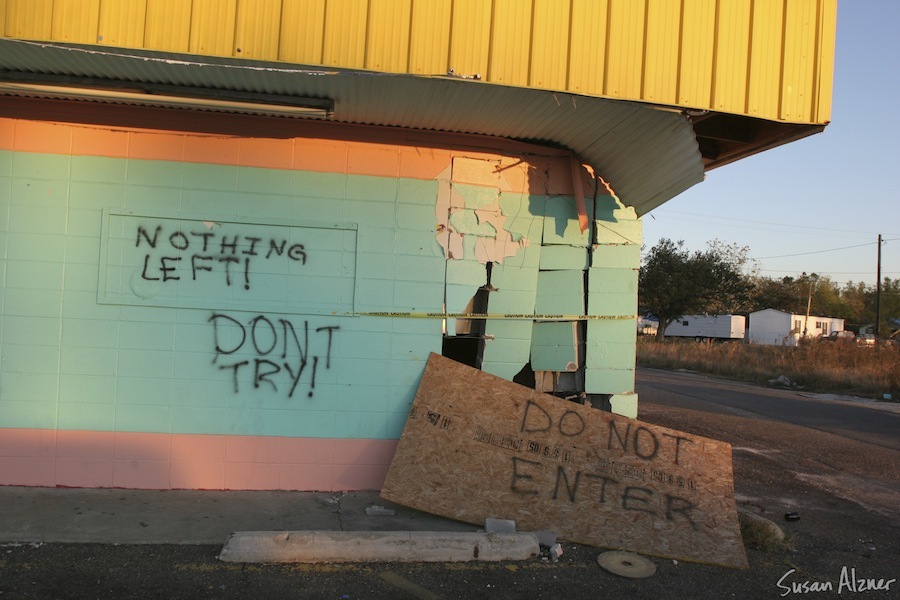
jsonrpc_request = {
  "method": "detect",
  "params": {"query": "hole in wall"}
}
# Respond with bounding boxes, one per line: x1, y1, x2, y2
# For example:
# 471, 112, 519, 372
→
441, 262, 492, 369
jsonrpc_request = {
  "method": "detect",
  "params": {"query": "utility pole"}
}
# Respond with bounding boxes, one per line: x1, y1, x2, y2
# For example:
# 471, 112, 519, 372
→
875, 234, 882, 337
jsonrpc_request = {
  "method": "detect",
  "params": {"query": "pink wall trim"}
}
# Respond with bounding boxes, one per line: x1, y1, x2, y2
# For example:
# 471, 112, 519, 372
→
0, 429, 398, 491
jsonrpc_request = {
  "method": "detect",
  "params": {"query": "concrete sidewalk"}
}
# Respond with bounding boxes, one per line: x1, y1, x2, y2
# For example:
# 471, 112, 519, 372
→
0, 486, 478, 545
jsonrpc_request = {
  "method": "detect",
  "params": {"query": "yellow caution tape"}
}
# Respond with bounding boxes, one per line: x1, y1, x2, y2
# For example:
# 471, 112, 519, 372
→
353, 312, 635, 321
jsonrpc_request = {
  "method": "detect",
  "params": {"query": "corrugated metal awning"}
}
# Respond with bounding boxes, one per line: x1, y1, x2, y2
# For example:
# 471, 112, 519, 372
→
0, 38, 704, 215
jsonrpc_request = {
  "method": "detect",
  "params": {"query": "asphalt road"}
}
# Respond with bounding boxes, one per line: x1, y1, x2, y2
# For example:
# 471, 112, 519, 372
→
636, 367, 900, 451
636, 367, 900, 519
1, 369, 897, 599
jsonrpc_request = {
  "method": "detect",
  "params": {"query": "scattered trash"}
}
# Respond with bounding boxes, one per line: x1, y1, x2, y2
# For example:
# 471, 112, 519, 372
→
365, 505, 395, 516
768, 375, 793, 388
784, 512, 800, 521
533, 530, 557, 549
739, 510, 789, 551
484, 518, 516, 534
597, 551, 657, 579
549, 543, 563, 562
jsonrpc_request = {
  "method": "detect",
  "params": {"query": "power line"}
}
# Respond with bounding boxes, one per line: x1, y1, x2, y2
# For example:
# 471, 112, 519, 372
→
650, 209, 900, 238
752, 241, 876, 260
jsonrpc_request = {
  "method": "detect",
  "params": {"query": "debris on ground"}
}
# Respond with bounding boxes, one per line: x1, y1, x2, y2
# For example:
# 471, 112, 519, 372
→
484, 518, 516, 534
596, 551, 657, 578
768, 375, 794, 388
364, 505, 395, 517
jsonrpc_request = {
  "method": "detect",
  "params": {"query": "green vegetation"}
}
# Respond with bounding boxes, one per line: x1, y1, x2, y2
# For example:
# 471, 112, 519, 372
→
639, 238, 900, 337
636, 337, 899, 399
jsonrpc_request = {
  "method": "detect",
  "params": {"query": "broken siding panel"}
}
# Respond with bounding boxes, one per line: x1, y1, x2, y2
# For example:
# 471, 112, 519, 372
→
529, 0, 570, 90
366, 0, 412, 73
97, 0, 147, 48
712, 0, 752, 114
234, 0, 282, 60
539, 245, 588, 270
145, 0, 191, 52
408, 0, 451, 74
590, 244, 640, 269
542, 196, 592, 246
535, 269, 584, 316
595, 218, 641, 246
587, 267, 638, 316
189, 0, 237, 56
51, 0, 99, 44
585, 366, 634, 395
481, 319, 533, 380
530, 321, 579, 372
489, 0, 532, 85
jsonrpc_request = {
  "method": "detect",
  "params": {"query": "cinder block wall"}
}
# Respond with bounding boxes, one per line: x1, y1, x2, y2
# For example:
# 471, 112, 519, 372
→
0, 109, 641, 491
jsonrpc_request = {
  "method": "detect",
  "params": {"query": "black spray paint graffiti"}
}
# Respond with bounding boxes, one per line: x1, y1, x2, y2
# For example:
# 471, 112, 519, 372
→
210, 313, 338, 398
509, 400, 701, 529
137, 224, 307, 290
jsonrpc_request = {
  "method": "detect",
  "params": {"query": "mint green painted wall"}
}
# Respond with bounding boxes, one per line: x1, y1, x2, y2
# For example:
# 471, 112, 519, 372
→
0, 143, 648, 437
0, 149, 448, 440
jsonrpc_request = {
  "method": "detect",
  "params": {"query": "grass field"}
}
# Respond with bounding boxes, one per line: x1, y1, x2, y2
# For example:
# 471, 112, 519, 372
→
636, 337, 899, 399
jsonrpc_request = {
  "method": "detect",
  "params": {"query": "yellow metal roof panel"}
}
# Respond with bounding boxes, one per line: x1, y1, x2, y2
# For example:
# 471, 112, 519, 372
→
234, 0, 282, 60
145, 0, 192, 52
51, 0, 99, 45
0, 0, 837, 125
643, 0, 680, 105
489, 0, 531, 85
97, 0, 147, 48
447, 0, 492, 78
529, 0, 569, 90
366, 0, 412, 73
408, 0, 451, 75
568, 0, 608, 96
713, 0, 752, 114
279, 0, 326, 65
189, 0, 236, 57
323, 0, 367, 68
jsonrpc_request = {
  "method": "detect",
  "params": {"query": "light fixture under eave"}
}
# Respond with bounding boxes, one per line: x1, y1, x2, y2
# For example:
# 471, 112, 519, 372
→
0, 81, 334, 119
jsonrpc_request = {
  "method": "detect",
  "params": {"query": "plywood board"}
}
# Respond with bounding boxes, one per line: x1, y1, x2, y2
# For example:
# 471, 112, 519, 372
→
381, 353, 748, 569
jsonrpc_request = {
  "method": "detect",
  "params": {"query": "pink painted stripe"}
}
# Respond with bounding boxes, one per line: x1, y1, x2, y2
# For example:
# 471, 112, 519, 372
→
0, 97, 576, 194
0, 429, 398, 492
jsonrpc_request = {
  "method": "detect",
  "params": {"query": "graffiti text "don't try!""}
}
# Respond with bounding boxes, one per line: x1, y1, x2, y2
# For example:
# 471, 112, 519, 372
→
210, 313, 338, 398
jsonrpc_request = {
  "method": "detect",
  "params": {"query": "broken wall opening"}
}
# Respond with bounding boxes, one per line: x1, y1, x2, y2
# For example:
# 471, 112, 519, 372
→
441, 262, 492, 369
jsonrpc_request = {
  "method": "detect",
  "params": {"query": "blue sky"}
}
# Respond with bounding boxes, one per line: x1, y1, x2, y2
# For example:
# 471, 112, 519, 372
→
642, 1, 899, 288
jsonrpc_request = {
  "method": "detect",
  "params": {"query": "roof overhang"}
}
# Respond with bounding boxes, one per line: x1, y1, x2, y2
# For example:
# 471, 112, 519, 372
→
0, 38, 708, 215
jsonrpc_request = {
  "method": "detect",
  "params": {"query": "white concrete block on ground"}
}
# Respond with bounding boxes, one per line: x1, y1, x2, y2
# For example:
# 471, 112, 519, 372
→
218, 530, 540, 563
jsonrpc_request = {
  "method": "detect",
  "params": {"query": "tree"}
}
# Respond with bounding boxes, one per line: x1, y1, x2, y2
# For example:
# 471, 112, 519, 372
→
639, 239, 754, 338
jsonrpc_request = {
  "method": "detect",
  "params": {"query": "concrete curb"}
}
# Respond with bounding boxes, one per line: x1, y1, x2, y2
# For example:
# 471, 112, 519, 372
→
218, 530, 541, 563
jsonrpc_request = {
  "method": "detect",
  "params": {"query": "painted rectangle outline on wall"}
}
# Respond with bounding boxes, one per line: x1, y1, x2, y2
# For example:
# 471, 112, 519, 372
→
98, 209, 359, 316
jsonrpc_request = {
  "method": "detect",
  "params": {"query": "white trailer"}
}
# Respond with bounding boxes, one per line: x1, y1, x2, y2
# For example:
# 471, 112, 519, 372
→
748, 308, 845, 346
663, 314, 746, 341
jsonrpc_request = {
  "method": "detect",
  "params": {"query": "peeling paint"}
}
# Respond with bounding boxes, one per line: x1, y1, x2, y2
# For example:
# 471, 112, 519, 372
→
435, 156, 533, 265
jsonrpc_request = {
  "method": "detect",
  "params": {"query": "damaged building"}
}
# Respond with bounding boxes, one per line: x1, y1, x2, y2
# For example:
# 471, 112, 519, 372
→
0, 0, 835, 491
